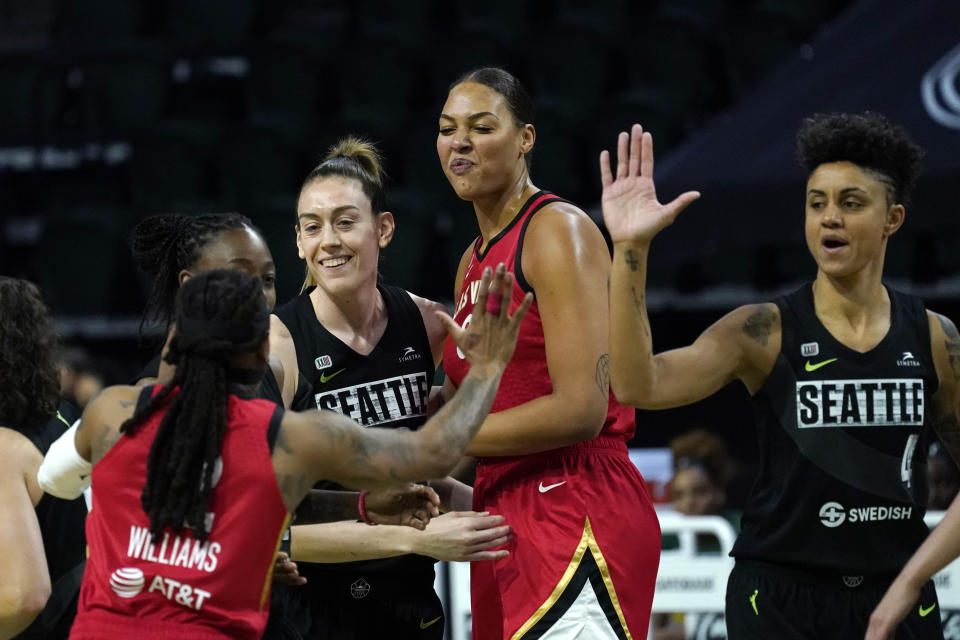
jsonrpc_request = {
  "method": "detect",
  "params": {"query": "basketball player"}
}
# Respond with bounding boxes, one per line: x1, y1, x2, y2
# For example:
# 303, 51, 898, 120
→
265, 137, 509, 639
0, 278, 86, 639
603, 113, 955, 638
129, 213, 278, 385
36, 266, 529, 639
436, 67, 661, 639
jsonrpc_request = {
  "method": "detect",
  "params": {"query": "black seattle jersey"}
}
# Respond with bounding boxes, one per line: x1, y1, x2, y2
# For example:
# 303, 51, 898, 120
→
732, 283, 938, 575
271, 283, 436, 575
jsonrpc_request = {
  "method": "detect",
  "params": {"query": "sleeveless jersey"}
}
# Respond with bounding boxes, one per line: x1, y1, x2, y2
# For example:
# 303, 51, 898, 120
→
732, 283, 938, 574
271, 283, 435, 576
442, 190, 636, 446
71, 386, 288, 640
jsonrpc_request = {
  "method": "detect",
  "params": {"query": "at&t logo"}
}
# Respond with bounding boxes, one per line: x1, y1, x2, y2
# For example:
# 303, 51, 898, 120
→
110, 567, 145, 598
819, 501, 846, 528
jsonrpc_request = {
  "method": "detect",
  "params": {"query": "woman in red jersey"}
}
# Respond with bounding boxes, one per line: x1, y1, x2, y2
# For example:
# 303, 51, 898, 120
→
436, 67, 661, 640
38, 267, 528, 640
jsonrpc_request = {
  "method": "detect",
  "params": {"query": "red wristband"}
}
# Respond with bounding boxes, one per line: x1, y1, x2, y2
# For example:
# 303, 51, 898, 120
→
358, 490, 377, 525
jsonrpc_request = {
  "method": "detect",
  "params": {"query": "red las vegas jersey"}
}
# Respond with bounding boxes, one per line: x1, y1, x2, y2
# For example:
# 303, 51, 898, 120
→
70, 386, 289, 640
442, 191, 635, 443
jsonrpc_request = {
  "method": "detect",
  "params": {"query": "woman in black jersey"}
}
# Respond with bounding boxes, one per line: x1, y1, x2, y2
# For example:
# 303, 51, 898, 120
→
129, 213, 278, 385
266, 137, 511, 639
0, 277, 85, 639
602, 113, 960, 638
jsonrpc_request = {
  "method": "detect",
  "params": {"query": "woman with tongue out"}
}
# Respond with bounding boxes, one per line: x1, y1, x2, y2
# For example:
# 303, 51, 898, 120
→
264, 136, 512, 640
603, 112, 959, 638
436, 67, 661, 640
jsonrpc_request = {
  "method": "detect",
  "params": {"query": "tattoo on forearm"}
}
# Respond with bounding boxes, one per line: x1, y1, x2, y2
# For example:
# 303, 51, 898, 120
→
624, 249, 640, 272
595, 354, 610, 394
938, 315, 960, 378
743, 307, 776, 346
630, 286, 650, 336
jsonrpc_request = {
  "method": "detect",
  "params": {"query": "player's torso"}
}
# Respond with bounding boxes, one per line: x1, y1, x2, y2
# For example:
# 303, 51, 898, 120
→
79, 388, 287, 637
735, 283, 938, 573
275, 283, 436, 575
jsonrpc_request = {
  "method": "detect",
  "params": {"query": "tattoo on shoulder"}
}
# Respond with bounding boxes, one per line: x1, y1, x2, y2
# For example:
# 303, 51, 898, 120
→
595, 354, 610, 394
938, 314, 960, 377
742, 306, 776, 346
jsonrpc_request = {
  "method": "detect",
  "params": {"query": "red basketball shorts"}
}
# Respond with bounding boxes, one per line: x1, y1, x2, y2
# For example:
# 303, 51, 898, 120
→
470, 436, 661, 640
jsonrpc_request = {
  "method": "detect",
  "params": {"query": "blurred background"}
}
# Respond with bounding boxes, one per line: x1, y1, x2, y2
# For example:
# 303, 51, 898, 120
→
2, 0, 960, 508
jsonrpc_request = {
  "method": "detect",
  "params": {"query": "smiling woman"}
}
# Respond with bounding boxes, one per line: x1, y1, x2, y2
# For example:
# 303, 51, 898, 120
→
263, 137, 509, 640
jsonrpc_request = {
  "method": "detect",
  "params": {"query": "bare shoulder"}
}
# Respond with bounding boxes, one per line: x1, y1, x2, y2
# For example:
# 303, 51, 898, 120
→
522, 201, 608, 290
407, 291, 447, 318
927, 310, 960, 377
270, 313, 293, 341
524, 200, 606, 252
0, 426, 43, 463
86, 385, 142, 415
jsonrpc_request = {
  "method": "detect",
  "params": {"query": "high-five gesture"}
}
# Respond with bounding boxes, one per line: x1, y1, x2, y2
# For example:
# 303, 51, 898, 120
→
600, 124, 700, 245
438, 263, 532, 370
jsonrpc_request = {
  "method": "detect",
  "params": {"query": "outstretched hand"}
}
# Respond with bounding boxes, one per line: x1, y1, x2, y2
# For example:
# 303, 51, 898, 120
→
412, 511, 512, 562
364, 483, 441, 530
437, 263, 532, 370
600, 123, 700, 245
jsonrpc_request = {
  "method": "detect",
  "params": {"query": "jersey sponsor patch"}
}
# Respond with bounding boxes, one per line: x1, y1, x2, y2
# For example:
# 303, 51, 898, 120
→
796, 378, 924, 428
314, 372, 429, 426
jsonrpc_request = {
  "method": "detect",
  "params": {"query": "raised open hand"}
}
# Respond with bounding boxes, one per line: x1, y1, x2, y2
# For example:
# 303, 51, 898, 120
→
600, 124, 700, 245
437, 263, 532, 370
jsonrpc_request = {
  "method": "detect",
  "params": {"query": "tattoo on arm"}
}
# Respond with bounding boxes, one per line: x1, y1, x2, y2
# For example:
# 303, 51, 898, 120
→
624, 249, 640, 272
630, 286, 650, 336
595, 354, 610, 394
938, 314, 960, 378
743, 307, 776, 346
275, 472, 316, 513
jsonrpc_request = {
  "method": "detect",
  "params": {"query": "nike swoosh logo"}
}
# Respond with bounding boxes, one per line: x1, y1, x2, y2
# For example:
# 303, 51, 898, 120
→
319, 368, 346, 384
804, 358, 838, 372
538, 481, 566, 493
919, 602, 937, 617
419, 616, 442, 630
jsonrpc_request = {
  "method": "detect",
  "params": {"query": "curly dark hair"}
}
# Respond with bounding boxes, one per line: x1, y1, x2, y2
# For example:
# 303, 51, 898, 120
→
796, 112, 924, 207
119, 269, 269, 542
130, 213, 259, 337
0, 278, 61, 432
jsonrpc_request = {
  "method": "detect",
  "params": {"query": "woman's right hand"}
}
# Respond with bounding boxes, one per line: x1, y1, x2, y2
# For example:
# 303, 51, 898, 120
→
437, 263, 532, 371
410, 511, 511, 562
600, 123, 700, 246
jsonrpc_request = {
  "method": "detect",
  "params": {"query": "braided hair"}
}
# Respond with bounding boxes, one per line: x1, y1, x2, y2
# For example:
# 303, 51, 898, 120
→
131, 213, 259, 337
119, 269, 269, 542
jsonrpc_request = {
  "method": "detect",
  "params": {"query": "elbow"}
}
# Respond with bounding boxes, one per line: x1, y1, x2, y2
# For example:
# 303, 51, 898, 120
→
0, 584, 51, 638
609, 372, 657, 409
568, 399, 608, 442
